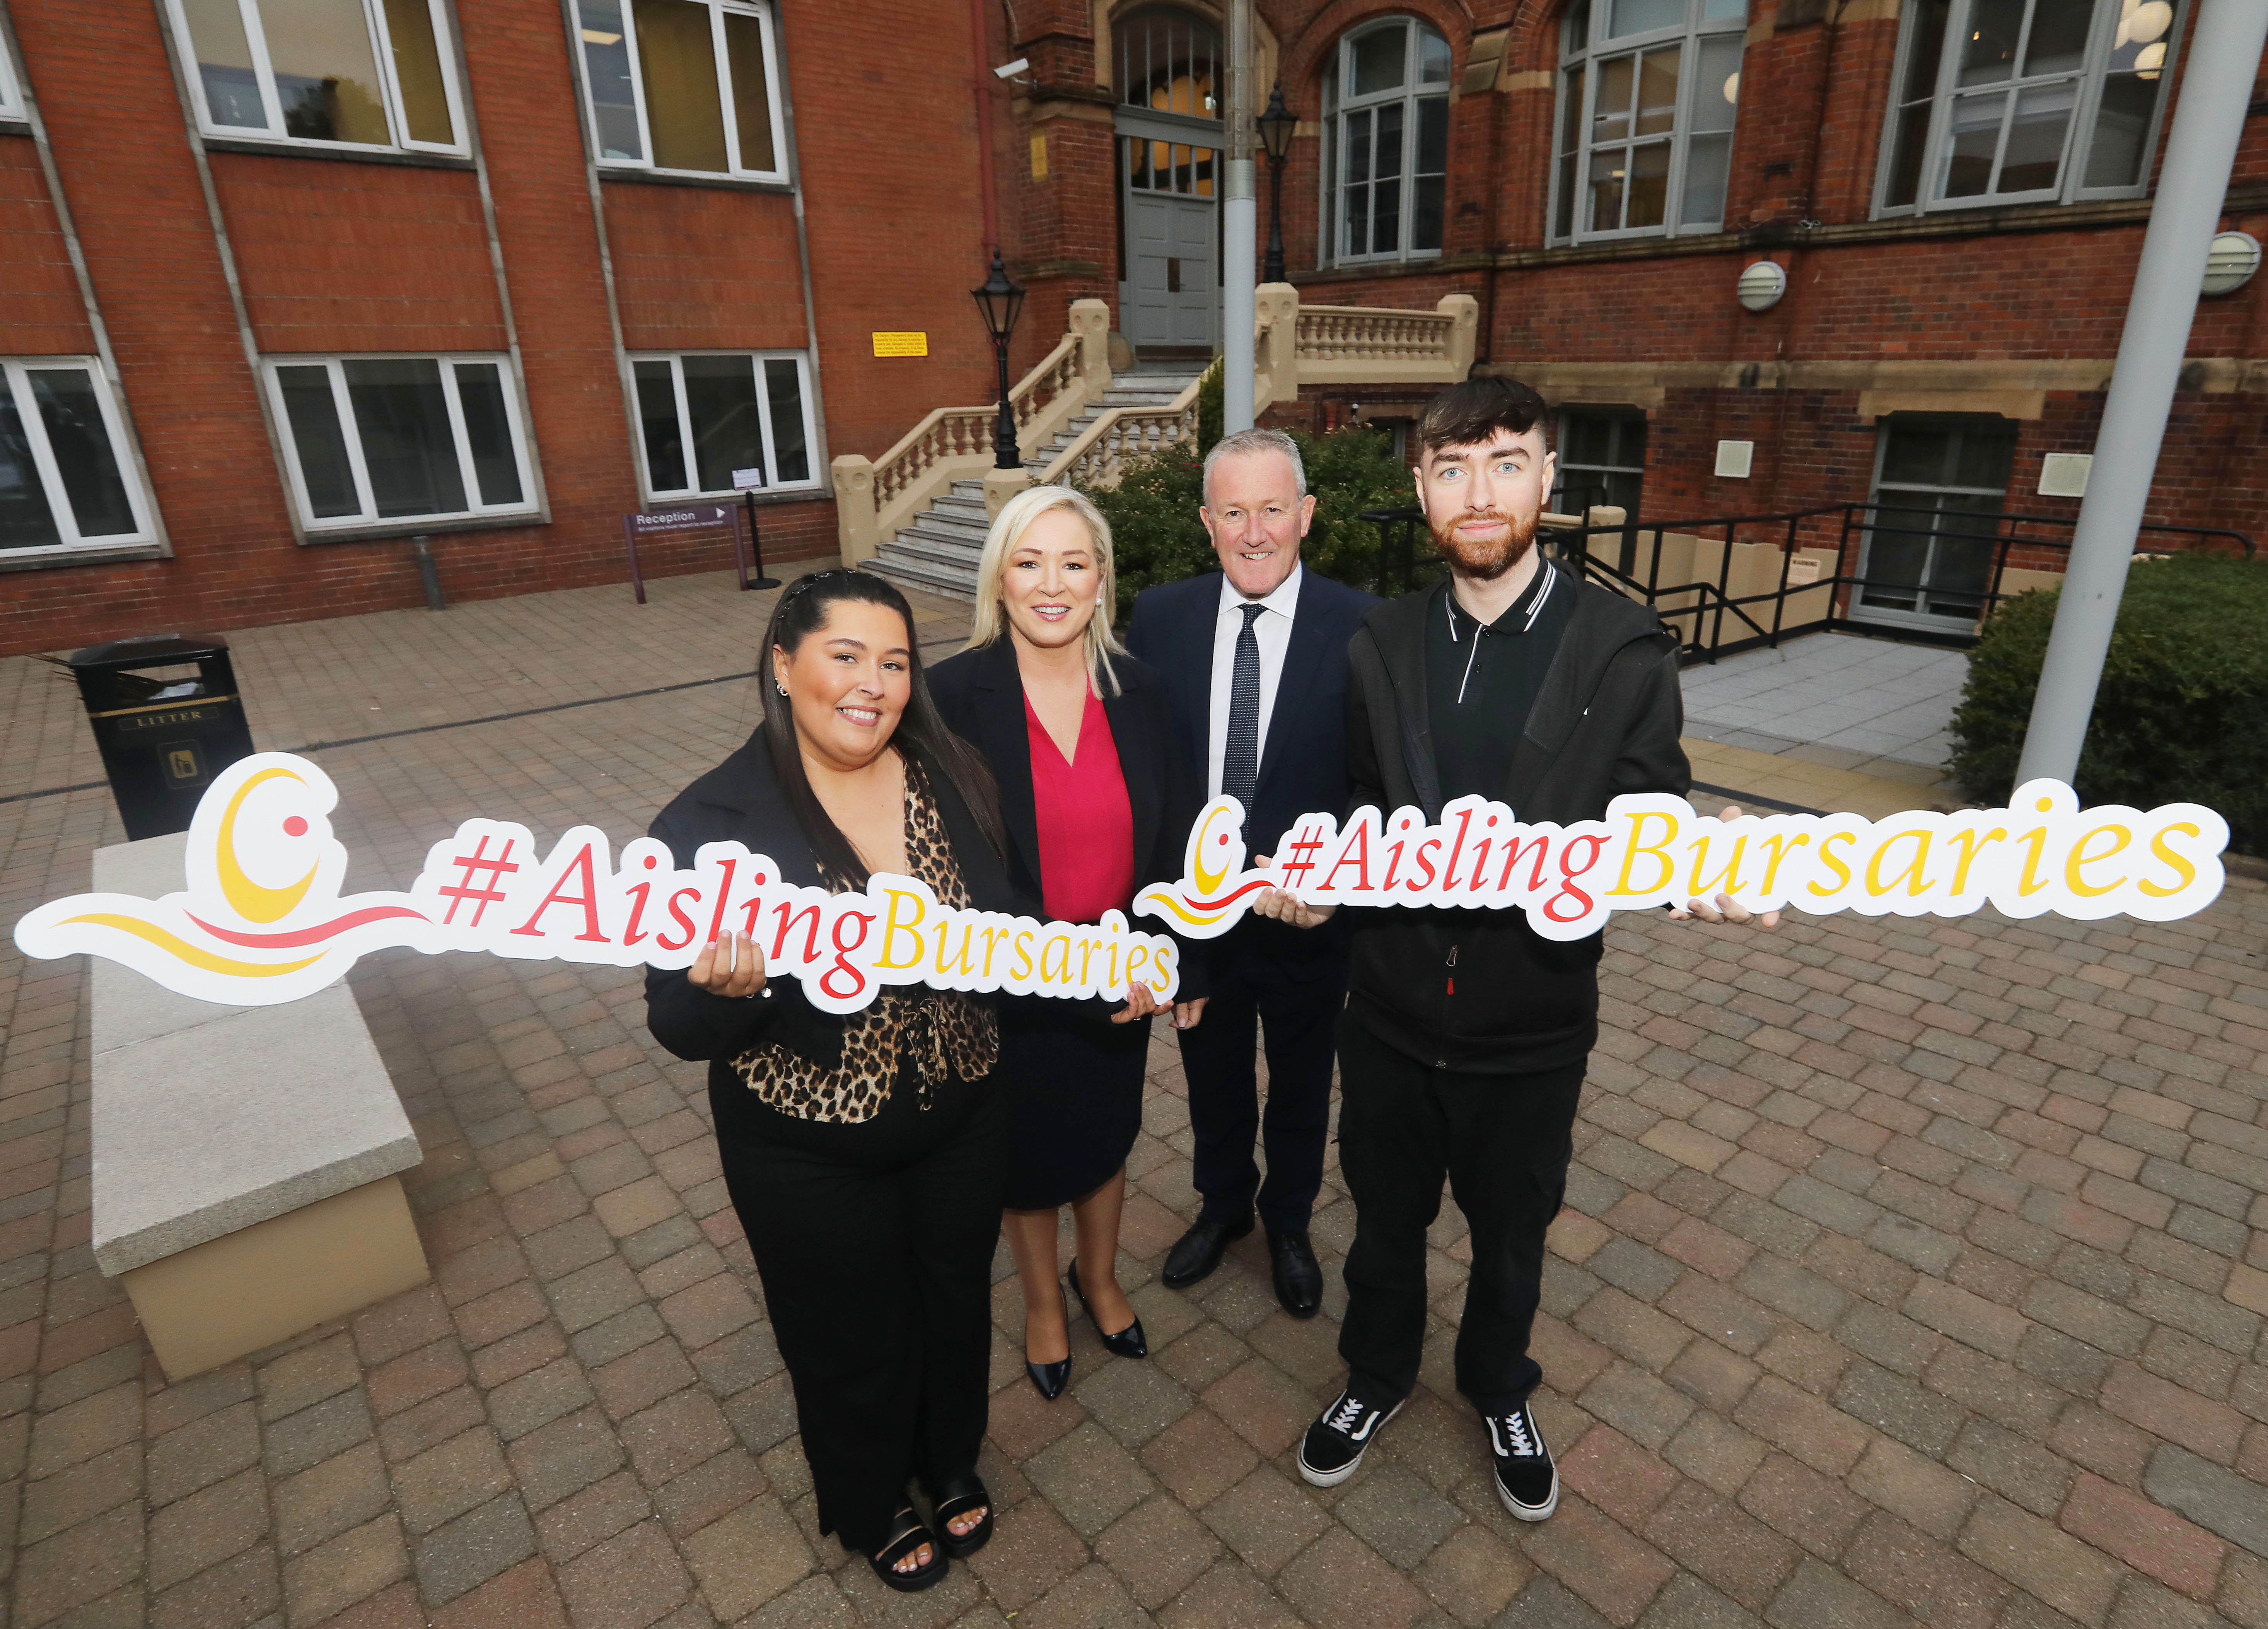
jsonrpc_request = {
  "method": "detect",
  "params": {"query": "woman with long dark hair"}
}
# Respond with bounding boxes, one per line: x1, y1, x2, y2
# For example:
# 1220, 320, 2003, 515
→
930, 487, 1208, 1401
643, 570, 1011, 1593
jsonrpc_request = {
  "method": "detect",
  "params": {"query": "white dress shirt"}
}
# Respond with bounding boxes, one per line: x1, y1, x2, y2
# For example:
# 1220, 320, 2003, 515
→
1205, 562, 1304, 799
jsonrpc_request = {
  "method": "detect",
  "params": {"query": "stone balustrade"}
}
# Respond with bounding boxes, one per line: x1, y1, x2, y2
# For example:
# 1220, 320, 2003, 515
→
832, 285, 1482, 563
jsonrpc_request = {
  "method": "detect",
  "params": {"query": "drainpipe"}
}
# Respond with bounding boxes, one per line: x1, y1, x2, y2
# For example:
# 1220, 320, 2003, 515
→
2013, 0, 2268, 788
970, 0, 1000, 255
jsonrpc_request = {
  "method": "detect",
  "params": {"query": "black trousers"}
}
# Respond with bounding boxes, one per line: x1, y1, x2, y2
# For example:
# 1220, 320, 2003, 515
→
1335, 1014, 1586, 1415
1176, 954, 1342, 1235
714, 1065, 1008, 1553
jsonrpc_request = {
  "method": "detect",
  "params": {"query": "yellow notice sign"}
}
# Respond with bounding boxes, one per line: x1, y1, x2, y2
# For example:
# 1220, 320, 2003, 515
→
872, 332, 928, 358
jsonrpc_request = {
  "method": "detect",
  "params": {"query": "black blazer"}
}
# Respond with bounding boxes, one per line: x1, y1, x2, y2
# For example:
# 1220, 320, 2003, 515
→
1125, 565, 1376, 975
927, 637, 1208, 1007
641, 730, 1018, 1101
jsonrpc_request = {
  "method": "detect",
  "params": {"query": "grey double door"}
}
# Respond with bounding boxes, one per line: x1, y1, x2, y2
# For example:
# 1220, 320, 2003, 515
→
1116, 105, 1219, 352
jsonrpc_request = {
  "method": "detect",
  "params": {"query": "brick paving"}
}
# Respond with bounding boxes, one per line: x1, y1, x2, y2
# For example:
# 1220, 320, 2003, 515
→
0, 568, 2264, 1628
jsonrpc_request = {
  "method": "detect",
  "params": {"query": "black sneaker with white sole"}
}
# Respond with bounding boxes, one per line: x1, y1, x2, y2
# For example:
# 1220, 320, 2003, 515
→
1485, 1402, 1558, 1520
1297, 1389, 1404, 1487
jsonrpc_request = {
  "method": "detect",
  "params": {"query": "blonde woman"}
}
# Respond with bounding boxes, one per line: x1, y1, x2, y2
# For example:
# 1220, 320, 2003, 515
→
930, 485, 1209, 1399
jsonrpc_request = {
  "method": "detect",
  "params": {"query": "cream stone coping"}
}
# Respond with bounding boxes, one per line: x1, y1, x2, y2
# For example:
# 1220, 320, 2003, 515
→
87, 832, 423, 1278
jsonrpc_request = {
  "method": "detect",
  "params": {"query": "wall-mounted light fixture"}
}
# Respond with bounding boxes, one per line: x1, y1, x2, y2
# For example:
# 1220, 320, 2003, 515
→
2202, 231, 2261, 296
1736, 261, 1787, 312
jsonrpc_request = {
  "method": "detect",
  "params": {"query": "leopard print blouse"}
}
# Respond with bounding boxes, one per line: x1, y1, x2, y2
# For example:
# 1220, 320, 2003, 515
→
729, 758, 999, 1124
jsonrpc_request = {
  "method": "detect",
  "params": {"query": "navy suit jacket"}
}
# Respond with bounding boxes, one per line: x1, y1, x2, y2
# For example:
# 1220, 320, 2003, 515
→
1125, 565, 1376, 978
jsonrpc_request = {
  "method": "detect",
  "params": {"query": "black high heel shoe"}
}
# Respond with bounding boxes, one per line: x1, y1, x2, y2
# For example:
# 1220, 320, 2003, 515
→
1068, 1258, 1148, 1358
1026, 1285, 1072, 1400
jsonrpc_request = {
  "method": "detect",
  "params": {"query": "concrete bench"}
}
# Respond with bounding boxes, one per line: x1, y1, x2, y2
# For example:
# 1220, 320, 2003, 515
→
90, 832, 431, 1380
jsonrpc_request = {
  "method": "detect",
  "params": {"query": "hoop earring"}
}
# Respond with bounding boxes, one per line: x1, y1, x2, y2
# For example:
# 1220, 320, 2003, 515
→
775, 682, 789, 697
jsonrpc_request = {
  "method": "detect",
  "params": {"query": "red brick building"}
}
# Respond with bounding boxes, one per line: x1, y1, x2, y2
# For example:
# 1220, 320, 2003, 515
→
2, 0, 2262, 653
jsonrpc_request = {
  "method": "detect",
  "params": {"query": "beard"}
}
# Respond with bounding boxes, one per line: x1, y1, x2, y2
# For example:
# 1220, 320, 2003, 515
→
1430, 505, 1539, 581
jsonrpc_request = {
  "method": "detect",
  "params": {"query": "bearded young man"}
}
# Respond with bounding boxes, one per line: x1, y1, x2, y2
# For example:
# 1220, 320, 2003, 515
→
1253, 376, 1771, 1522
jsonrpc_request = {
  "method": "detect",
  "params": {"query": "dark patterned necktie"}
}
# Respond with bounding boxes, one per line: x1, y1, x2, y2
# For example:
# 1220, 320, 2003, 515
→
1222, 602, 1265, 826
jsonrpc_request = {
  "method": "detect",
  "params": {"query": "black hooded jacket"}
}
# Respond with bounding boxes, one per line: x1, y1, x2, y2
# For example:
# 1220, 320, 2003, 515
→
1341, 562, 1690, 1073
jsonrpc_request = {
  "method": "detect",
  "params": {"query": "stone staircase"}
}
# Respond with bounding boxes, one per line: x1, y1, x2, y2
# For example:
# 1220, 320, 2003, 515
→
863, 367, 1205, 601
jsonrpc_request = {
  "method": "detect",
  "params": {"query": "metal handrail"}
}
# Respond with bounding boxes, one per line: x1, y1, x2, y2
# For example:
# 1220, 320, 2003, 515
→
1551, 502, 2252, 663
1353, 501, 2254, 664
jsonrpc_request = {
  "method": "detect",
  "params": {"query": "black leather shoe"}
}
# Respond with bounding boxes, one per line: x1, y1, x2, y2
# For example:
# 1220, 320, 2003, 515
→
1026, 1286, 1071, 1400
1068, 1259, 1148, 1358
1162, 1214, 1253, 1289
1268, 1229, 1323, 1319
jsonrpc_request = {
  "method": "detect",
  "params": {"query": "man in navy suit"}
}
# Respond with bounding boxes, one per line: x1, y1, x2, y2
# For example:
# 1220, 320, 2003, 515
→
1125, 427, 1376, 1318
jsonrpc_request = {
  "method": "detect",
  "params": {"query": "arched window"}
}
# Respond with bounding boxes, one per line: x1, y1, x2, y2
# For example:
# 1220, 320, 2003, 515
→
1874, 0, 2182, 214
1322, 17, 1451, 265
1551, 0, 1745, 242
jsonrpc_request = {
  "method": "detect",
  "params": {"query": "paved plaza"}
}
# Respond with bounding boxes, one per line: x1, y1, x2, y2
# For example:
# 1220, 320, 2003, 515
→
1679, 633, 1971, 784
0, 569, 2264, 1629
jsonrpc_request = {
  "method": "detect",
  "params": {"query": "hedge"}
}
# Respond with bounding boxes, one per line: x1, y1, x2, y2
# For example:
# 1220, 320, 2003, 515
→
1086, 360, 1428, 622
1948, 552, 2267, 854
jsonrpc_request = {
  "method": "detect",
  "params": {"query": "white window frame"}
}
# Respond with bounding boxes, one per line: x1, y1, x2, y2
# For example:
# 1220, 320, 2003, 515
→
630, 350, 819, 502
1549, 0, 1747, 244
1321, 16, 1452, 268
576, 0, 790, 184
1, 358, 160, 555
1872, 0, 2184, 217
0, 27, 23, 119
262, 352, 538, 532
164, 0, 469, 157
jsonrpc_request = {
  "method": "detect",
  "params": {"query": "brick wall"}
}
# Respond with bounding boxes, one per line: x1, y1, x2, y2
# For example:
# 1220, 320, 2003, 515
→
4, 0, 2262, 658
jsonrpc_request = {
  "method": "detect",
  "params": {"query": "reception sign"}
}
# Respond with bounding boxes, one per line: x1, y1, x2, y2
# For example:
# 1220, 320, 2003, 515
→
13, 753, 2230, 1013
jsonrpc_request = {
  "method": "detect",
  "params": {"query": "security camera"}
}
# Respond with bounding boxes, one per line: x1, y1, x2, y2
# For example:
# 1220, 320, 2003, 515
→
994, 57, 1029, 79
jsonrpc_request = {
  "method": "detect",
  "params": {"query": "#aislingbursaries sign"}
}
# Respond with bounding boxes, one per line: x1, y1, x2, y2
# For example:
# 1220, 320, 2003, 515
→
13, 753, 2231, 1012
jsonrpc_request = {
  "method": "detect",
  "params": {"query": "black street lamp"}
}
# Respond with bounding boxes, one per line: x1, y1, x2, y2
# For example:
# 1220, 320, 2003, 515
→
971, 249, 1028, 471
1258, 83, 1296, 285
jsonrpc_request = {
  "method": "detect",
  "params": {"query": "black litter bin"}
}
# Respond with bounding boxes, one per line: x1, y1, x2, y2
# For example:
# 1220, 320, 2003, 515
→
69, 633, 258, 841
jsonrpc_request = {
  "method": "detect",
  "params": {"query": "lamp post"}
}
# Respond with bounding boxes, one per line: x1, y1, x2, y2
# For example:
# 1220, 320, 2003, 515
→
1258, 84, 1294, 285
971, 249, 1027, 471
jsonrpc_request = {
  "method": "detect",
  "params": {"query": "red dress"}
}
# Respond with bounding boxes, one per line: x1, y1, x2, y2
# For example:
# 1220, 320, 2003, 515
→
1006, 687, 1146, 1210
1026, 689, 1136, 922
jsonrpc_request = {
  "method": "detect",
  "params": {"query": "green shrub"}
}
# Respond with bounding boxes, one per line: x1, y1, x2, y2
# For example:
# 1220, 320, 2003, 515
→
1088, 362, 1428, 621
1948, 552, 2268, 854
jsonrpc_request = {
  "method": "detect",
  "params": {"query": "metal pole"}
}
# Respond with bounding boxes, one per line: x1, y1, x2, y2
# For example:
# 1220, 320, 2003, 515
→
2015, 0, 2268, 787
1263, 150, 1287, 284
993, 333, 1020, 469
1222, 0, 1256, 433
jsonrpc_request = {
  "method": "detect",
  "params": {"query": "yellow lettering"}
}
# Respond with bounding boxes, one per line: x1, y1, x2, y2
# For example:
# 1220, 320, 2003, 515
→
1865, 828, 1932, 898
1039, 932, 1073, 985
1124, 943, 1150, 988
2063, 823, 2131, 898
1610, 810, 1681, 895
1758, 831, 1811, 894
2014, 824, 2054, 897
1687, 833, 1748, 898
1150, 942, 1176, 992
875, 887, 928, 970
2140, 821, 2201, 898
932, 916, 977, 977
1807, 830, 1857, 898
1078, 934, 1099, 987
979, 924, 1009, 977
1947, 826, 2006, 893
1010, 929, 1036, 981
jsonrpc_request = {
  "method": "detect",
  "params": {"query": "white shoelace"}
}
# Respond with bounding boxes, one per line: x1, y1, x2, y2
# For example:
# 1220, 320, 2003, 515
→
1491, 1410, 1540, 1458
1328, 1395, 1367, 1435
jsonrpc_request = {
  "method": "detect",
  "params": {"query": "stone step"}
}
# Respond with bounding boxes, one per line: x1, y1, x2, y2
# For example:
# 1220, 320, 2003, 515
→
888, 526, 985, 566
863, 553, 976, 600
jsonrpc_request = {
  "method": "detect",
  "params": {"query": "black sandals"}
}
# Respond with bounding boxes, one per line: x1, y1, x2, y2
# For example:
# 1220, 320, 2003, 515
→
868, 1506, 946, 1592
928, 1472, 995, 1560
